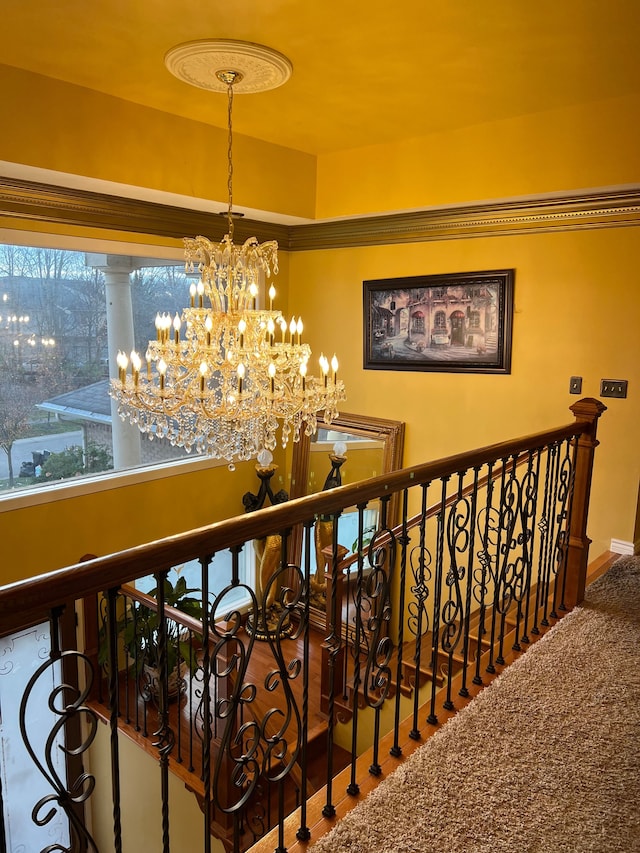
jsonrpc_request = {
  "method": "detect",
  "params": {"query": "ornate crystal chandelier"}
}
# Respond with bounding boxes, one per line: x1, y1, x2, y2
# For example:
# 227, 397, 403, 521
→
110, 42, 345, 462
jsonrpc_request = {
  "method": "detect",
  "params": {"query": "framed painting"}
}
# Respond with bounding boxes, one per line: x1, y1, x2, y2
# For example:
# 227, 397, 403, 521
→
363, 269, 514, 374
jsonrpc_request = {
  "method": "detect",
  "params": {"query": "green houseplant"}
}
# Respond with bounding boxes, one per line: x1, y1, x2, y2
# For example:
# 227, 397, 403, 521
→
101, 575, 203, 700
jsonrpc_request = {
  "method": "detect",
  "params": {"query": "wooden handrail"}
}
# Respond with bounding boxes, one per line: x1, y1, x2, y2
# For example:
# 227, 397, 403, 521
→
0, 408, 597, 636
119, 583, 204, 636
333, 448, 535, 575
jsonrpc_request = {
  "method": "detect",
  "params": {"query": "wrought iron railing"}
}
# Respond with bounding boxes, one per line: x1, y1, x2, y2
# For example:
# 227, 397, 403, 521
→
0, 398, 605, 853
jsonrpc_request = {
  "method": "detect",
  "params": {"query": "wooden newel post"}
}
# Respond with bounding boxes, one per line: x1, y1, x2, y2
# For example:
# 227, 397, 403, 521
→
564, 397, 607, 608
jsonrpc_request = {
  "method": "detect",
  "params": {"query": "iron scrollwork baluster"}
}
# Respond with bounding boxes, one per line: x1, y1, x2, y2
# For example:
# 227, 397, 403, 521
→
209, 540, 306, 853
322, 510, 342, 817
458, 467, 481, 699
494, 459, 522, 666
210, 583, 261, 819
19, 608, 100, 853
553, 436, 577, 614
520, 450, 542, 645
391, 487, 411, 757
296, 518, 314, 842
408, 485, 433, 738
441, 482, 470, 711
198, 552, 213, 853
532, 442, 556, 633
151, 571, 174, 853
427, 477, 448, 726
363, 497, 396, 776
473, 460, 496, 685
542, 442, 562, 625
265, 562, 306, 853
105, 588, 123, 852
511, 452, 538, 650
406, 480, 432, 736
347, 501, 369, 797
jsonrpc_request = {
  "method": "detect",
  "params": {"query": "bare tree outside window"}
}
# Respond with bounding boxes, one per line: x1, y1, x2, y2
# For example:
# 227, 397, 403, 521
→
0, 244, 191, 494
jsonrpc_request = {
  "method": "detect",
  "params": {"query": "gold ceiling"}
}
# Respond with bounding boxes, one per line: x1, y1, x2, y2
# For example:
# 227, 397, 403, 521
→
2, 0, 639, 156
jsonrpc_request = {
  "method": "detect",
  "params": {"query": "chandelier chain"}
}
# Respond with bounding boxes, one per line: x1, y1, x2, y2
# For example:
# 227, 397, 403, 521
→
226, 79, 234, 240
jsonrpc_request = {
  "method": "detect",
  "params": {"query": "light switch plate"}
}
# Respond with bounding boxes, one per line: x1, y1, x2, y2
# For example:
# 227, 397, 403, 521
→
600, 379, 628, 398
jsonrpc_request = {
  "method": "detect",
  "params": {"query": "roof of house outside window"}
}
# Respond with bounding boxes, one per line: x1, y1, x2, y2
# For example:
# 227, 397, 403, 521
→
37, 380, 111, 425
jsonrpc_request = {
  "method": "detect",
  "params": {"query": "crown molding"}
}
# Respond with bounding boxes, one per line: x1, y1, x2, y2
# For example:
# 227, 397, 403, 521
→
288, 189, 640, 250
1, 176, 639, 251
0, 176, 289, 245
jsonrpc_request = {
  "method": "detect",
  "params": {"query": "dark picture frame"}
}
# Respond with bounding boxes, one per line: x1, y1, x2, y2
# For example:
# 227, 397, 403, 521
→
364, 269, 514, 374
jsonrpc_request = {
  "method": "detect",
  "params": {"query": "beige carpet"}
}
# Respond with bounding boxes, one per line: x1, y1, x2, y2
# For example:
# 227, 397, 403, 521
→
310, 556, 640, 853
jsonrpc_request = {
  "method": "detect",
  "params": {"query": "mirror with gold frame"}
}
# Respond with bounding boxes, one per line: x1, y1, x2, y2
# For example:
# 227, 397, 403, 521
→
289, 412, 405, 625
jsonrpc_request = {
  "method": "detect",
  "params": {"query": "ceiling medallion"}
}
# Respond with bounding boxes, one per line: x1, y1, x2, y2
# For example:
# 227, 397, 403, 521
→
164, 39, 293, 93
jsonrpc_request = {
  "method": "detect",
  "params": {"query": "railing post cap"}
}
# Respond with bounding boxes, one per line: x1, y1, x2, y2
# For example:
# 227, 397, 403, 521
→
569, 397, 607, 421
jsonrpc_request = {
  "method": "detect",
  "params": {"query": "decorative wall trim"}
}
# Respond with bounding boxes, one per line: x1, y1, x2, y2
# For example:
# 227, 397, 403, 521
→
288, 189, 640, 250
0, 176, 289, 245
610, 538, 635, 556
1, 176, 639, 251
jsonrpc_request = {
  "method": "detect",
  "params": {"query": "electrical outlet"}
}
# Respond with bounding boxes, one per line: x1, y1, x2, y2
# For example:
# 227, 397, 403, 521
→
569, 376, 582, 394
600, 379, 628, 399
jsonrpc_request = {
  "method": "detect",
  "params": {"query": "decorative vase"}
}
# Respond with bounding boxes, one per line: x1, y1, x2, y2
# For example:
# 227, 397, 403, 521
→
141, 660, 186, 703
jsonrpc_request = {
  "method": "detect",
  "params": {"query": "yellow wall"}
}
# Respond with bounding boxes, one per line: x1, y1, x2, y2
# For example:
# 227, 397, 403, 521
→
316, 92, 640, 218
89, 724, 225, 853
0, 64, 317, 219
0, 451, 290, 583
288, 226, 640, 558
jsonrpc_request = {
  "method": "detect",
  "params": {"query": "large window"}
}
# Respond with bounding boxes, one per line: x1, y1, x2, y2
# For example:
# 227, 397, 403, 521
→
0, 243, 192, 495
135, 549, 255, 615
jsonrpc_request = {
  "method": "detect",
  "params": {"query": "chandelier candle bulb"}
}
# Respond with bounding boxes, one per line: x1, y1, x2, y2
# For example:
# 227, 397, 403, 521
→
331, 354, 339, 383
267, 318, 275, 346
320, 353, 329, 387
237, 362, 245, 394
296, 318, 303, 344
280, 317, 287, 343
289, 317, 296, 344
189, 282, 196, 307
199, 361, 207, 394
131, 351, 142, 386
250, 282, 258, 309
268, 283, 276, 310
205, 315, 213, 346
157, 358, 167, 391
197, 281, 204, 308
238, 318, 246, 348
116, 351, 128, 384
299, 361, 307, 391
268, 362, 276, 394
145, 350, 151, 379
161, 313, 171, 343
173, 314, 181, 345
